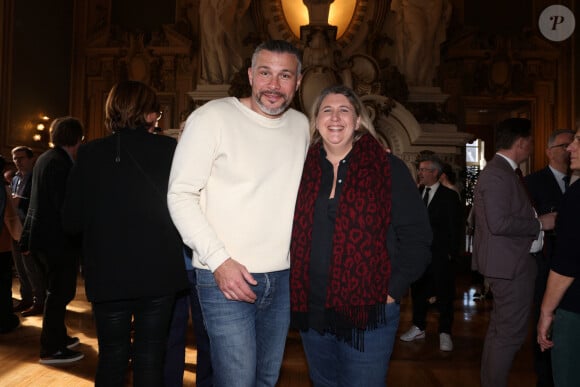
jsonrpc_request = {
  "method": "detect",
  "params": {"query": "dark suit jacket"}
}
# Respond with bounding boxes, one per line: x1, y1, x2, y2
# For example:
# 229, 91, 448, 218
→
472, 154, 541, 279
20, 146, 78, 259
525, 166, 564, 258
62, 128, 188, 302
420, 184, 463, 260
525, 166, 564, 215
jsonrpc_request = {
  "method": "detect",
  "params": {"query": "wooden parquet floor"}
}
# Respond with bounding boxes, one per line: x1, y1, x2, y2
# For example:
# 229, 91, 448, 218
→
0, 264, 537, 386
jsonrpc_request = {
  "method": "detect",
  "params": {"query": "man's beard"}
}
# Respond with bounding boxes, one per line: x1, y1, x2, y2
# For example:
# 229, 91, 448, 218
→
254, 91, 291, 116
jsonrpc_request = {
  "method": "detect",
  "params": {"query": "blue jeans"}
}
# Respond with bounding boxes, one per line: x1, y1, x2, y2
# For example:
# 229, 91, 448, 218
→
164, 269, 213, 387
93, 294, 175, 387
551, 308, 580, 387
195, 268, 290, 387
300, 302, 400, 387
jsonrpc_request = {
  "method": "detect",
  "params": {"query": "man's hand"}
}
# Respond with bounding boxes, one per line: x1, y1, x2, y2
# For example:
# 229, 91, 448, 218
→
213, 258, 258, 303
539, 212, 557, 231
537, 311, 554, 352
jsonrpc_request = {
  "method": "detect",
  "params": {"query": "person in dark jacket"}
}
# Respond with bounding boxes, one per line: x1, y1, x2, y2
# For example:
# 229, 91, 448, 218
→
62, 80, 188, 386
20, 116, 85, 364
0, 154, 21, 334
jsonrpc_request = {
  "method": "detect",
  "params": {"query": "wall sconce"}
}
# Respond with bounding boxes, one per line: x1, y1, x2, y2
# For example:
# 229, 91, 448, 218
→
281, 0, 357, 39
32, 114, 51, 146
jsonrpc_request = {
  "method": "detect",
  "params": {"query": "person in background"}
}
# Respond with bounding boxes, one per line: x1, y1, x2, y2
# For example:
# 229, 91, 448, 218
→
439, 162, 461, 198
164, 246, 213, 387
62, 80, 188, 386
472, 117, 556, 387
400, 155, 463, 352
525, 128, 574, 387
10, 146, 45, 316
537, 128, 580, 387
290, 85, 431, 386
0, 154, 22, 334
20, 117, 85, 364
167, 40, 309, 387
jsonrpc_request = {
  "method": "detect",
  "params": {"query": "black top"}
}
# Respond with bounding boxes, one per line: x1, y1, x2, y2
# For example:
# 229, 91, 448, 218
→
62, 128, 188, 302
308, 148, 349, 331
20, 146, 79, 260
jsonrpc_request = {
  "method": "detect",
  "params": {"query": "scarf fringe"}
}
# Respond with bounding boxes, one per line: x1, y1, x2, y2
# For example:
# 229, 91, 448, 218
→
292, 303, 387, 352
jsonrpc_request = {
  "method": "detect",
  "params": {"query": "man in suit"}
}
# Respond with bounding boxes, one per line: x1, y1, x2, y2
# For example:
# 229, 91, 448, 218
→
10, 146, 46, 316
400, 155, 463, 351
20, 117, 84, 364
473, 118, 557, 387
525, 128, 574, 387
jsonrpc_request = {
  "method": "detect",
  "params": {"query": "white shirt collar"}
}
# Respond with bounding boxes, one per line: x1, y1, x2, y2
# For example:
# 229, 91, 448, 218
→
496, 152, 518, 170
424, 181, 441, 192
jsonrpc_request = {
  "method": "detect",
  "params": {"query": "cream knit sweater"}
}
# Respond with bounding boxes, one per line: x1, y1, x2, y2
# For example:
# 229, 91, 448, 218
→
168, 97, 309, 273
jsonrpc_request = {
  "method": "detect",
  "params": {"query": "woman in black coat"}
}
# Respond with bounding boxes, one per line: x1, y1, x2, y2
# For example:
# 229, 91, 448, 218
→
63, 80, 188, 387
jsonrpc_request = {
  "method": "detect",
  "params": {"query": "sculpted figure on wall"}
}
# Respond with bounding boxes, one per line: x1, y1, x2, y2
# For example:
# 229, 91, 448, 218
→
199, 0, 251, 84
391, 0, 452, 87
303, 29, 336, 69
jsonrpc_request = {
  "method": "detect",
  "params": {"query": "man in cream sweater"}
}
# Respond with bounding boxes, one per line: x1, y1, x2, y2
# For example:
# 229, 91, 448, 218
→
168, 40, 309, 387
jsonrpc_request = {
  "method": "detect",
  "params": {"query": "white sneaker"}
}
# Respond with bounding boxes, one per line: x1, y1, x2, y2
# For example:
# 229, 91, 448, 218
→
400, 325, 425, 342
439, 333, 453, 351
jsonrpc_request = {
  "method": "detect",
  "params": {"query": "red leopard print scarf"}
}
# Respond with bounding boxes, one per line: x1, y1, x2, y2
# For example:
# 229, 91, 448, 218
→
290, 134, 392, 335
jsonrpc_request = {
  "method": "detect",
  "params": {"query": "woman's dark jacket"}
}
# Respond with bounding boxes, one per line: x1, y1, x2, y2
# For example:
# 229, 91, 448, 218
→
62, 128, 188, 302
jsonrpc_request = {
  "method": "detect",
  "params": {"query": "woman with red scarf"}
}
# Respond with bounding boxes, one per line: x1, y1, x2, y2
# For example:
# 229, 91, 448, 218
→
290, 85, 431, 386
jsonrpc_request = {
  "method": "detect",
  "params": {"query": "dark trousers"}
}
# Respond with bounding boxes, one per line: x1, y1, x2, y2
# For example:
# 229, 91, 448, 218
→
0, 251, 19, 329
36, 251, 78, 355
164, 269, 213, 387
411, 253, 455, 333
93, 294, 175, 387
12, 240, 46, 304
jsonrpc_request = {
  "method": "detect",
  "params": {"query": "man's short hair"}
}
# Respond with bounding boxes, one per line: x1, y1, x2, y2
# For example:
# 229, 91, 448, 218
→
251, 40, 303, 75
547, 129, 575, 147
11, 146, 33, 158
418, 154, 443, 178
49, 116, 84, 147
495, 118, 532, 151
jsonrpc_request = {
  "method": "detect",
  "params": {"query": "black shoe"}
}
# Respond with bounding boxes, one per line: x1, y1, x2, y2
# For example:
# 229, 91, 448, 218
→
66, 336, 80, 349
21, 303, 44, 317
0, 315, 20, 334
39, 348, 84, 365
13, 300, 33, 312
